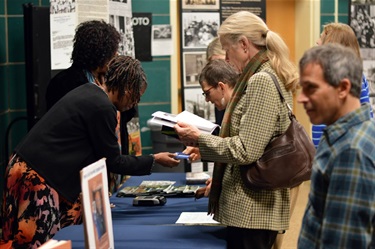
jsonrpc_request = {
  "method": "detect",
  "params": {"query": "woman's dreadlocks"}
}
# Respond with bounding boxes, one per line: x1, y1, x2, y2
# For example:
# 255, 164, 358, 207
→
105, 55, 147, 104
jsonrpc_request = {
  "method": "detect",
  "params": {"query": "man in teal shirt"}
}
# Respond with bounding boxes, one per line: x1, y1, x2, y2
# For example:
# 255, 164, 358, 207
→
297, 44, 375, 248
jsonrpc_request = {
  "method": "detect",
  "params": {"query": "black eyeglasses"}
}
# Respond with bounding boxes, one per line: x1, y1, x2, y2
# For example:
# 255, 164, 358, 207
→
202, 85, 216, 97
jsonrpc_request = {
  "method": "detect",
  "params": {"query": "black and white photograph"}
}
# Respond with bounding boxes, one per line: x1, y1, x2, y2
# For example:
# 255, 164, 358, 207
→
109, 0, 135, 57
50, 0, 76, 14
350, 4, 375, 48
351, 0, 375, 112
361, 47, 375, 60
152, 24, 173, 56
183, 52, 206, 87
184, 87, 215, 122
153, 25, 172, 40
182, 12, 220, 48
182, 0, 220, 10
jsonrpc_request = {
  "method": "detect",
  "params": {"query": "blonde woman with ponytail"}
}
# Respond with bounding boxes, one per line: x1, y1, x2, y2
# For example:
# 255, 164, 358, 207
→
174, 11, 299, 249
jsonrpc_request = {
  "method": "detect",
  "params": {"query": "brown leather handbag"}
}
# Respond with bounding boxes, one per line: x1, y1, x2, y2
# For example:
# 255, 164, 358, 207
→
240, 72, 316, 190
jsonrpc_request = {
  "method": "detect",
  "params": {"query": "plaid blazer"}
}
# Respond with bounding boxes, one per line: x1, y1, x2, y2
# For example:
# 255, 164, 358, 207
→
199, 62, 292, 231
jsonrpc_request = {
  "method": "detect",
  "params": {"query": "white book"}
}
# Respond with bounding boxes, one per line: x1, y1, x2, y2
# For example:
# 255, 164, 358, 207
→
80, 158, 114, 249
150, 110, 220, 134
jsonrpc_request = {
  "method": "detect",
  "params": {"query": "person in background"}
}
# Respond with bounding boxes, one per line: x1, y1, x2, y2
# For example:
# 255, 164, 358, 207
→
45, 19, 138, 192
297, 43, 375, 249
1, 55, 180, 248
312, 22, 373, 148
190, 59, 239, 198
206, 37, 227, 125
174, 11, 299, 249
46, 20, 120, 109
206, 37, 226, 61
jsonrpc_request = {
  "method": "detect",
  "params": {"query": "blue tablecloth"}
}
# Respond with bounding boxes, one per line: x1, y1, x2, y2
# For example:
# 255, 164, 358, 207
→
54, 173, 227, 249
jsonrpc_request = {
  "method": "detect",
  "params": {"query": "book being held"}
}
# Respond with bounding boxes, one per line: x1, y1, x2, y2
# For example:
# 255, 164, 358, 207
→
150, 111, 220, 135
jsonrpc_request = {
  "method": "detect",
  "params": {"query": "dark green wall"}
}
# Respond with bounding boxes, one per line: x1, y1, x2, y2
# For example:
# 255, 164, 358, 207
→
0, 0, 51, 198
320, 0, 349, 30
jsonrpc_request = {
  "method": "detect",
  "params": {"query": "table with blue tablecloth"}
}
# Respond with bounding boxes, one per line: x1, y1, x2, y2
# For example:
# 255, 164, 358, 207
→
54, 173, 227, 249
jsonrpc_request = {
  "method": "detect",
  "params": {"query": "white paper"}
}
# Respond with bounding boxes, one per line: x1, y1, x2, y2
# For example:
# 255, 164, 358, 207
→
152, 24, 173, 56
175, 212, 220, 225
186, 172, 210, 180
189, 163, 204, 173
50, 12, 77, 70
150, 110, 220, 134
77, 0, 108, 23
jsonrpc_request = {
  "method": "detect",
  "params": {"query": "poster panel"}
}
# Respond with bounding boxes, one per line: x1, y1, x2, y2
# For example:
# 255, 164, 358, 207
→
350, 1, 375, 112
183, 51, 207, 87
182, 12, 220, 49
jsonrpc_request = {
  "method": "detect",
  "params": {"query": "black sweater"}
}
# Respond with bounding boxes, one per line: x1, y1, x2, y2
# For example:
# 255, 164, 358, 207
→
16, 84, 153, 202
46, 63, 136, 155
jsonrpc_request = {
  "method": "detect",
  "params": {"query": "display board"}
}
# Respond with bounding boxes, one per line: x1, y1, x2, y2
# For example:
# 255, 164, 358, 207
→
179, 0, 266, 123
350, 0, 375, 113
178, 0, 266, 172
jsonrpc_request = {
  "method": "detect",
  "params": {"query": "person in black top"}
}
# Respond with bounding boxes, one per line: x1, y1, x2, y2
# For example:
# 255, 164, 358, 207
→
1, 55, 180, 248
46, 20, 120, 109
46, 19, 136, 192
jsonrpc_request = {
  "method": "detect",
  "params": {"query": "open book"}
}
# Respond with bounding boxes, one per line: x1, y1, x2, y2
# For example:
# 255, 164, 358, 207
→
80, 158, 114, 249
150, 110, 220, 135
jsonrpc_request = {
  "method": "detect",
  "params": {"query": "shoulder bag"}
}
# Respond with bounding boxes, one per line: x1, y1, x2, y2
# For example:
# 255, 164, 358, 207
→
240, 72, 316, 190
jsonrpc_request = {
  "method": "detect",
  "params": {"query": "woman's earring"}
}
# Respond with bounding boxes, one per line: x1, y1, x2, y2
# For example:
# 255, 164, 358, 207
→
244, 49, 247, 53
221, 97, 226, 106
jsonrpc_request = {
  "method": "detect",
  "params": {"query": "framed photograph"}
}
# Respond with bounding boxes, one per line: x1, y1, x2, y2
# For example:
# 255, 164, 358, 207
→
182, 12, 220, 49
183, 51, 206, 87
351, 1, 375, 113
183, 87, 215, 122
350, 4, 375, 48
182, 0, 220, 10
80, 159, 114, 249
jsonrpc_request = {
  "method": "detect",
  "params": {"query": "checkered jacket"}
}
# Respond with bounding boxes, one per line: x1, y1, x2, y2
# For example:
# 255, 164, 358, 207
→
199, 62, 292, 230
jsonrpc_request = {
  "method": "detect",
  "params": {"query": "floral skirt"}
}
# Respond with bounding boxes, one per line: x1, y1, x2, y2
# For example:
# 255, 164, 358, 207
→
1, 155, 83, 249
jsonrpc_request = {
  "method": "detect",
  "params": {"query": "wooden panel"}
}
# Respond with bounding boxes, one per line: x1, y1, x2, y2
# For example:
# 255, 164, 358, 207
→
266, 0, 296, 61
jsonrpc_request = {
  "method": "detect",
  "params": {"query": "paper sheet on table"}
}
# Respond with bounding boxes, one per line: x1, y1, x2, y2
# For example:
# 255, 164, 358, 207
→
175, 212, 220, 225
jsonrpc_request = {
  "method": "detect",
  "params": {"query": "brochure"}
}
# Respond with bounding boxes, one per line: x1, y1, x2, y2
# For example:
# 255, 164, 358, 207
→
150, 110, 220, 135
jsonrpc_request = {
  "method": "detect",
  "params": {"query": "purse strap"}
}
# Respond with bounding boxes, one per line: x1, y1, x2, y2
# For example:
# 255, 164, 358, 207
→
263, 71, 294, 119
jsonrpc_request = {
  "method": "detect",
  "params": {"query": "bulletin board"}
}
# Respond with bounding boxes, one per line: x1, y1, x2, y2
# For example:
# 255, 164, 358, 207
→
179, 0, 266, 123
349, 0, 375, 113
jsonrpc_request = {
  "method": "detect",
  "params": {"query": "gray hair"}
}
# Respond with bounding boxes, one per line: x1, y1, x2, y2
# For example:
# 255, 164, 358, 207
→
199, 59, 238, 89
299, 43, 362, 98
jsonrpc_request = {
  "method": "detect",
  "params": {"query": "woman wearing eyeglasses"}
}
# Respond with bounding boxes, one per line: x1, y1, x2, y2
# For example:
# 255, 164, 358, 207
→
174, 11, 299, 249
200, 59, 238, 112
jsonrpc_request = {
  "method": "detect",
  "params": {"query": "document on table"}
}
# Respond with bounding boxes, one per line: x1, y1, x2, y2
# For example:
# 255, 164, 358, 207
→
175, 212, 220, 225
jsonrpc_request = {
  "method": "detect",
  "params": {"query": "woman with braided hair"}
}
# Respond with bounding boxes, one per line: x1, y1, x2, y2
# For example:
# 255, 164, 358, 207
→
1, 55, 180, 248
